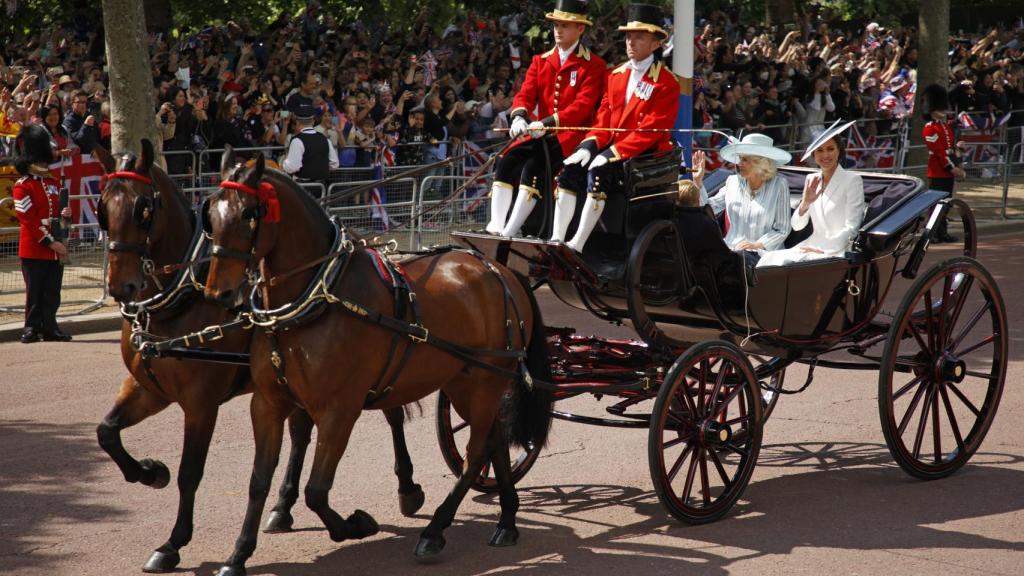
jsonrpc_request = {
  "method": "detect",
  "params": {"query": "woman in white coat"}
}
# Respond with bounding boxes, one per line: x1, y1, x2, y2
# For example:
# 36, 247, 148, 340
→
758, 120, 865, 268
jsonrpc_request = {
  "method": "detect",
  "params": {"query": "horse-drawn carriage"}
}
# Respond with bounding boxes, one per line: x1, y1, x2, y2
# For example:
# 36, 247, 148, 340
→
96, 141, 1006, 573
445, 154, 1006, 523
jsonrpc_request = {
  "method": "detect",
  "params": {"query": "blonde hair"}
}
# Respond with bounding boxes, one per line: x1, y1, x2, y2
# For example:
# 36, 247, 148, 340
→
744, 154, 778, 183
676, 180, 701, 207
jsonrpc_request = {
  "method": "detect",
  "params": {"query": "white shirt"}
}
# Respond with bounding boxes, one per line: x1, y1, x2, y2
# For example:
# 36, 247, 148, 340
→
702, 173, 791, 253
625, 54, 654, 105
282, 127, 340, 174
557, 41, 579, 67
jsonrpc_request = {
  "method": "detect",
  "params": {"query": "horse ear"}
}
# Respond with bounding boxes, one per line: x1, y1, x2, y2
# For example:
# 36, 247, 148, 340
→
137, 139, 154, 173
220, 145, 236, 180
92, 143, 115, 173
253, 153, 265, 181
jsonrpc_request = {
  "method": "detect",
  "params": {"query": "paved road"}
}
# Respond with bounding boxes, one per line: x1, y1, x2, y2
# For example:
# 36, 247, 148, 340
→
2, 235, 1022, 576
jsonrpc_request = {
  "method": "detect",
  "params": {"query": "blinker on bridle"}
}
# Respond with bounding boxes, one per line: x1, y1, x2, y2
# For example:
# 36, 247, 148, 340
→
100, 171, 160, 255
208, 179, 280, 264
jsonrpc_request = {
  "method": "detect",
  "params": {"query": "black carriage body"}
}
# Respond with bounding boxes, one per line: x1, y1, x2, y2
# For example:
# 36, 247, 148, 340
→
455, 165, 945, 358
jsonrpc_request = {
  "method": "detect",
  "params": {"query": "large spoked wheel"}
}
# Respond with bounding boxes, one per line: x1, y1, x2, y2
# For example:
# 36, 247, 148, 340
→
649, 341, 763, 524
879, 256, 1007, 480
435, 391, 540, 493
749, 354, 786, 423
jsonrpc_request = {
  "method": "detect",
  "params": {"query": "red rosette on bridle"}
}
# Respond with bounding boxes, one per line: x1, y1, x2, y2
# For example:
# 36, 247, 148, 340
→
221, 180, 281, 223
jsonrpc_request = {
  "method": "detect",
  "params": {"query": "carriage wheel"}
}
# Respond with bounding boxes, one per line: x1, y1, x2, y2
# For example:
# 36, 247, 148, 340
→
749, 355, 786, 423
435, 391, 540, 493
879, 256, 1007, 480
649, 341, 763, 524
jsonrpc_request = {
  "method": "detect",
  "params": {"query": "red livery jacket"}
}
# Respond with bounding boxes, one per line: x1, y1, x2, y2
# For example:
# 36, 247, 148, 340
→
923, 119, 958, 179
508, 43, 607, 156
13, 174, 62, 260
582, 59, 679, 162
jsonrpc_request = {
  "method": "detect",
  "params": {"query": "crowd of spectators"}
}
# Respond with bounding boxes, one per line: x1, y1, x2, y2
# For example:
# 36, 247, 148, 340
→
1, 1, 1023, 175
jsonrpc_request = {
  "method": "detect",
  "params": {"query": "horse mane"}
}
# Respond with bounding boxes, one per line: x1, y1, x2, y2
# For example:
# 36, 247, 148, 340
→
152, 163, 195, 233
264, 168, 334, 241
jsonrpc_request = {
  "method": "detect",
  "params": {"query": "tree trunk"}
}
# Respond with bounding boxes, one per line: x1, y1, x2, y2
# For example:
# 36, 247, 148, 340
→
909, 0, 950, 170
102, 0, 163, 160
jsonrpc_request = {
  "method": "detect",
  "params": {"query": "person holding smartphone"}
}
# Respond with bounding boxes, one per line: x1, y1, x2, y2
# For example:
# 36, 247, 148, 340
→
62, 89, 99, 153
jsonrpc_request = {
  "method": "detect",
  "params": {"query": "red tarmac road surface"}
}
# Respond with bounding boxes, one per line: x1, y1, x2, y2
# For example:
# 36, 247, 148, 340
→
2, 234, 1023, 575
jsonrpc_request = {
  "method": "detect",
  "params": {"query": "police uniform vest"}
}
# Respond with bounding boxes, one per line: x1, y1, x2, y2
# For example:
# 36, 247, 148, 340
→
295, 130, 329, 182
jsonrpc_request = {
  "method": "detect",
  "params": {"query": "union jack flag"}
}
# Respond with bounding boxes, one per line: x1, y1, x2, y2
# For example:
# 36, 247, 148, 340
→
845, 124, 895, 169
370, 145, 396, 231
49, 150, 105, 238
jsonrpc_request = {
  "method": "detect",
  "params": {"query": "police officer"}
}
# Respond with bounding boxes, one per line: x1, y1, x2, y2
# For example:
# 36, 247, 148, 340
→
486, 0, 607, 238
281, 104, 339, 197
11, 124, 72, 343
921, 84, 964, 243
556, 4, 679, 252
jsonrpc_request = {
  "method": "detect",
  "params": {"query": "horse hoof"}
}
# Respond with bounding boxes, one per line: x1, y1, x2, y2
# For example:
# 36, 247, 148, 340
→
215, 564, 246, 576
488, 526, 519, 547
414, 534, 446, 558
347, 509, 380, 539
138, 459, 170, 489
263, 510, 294, 533
142, 549, 180, 573
399, 485, 425, 517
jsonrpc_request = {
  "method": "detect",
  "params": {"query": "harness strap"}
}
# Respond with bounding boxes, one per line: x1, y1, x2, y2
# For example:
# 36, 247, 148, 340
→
365, 255, 421, 408
139, 354, 169, 399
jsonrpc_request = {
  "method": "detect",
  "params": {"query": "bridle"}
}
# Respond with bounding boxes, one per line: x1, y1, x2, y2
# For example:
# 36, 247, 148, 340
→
99, 170, 161, 256
204, 176, 281, 284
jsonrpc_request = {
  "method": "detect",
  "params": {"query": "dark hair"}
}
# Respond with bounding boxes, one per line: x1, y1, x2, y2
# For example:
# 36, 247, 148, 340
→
812, 134, 847, 162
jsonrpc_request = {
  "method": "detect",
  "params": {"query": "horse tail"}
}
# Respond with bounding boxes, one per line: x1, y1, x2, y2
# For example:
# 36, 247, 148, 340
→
506, 273, 555, 450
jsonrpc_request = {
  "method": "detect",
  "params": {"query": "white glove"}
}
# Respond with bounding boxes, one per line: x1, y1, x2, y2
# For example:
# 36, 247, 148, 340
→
527, 120, 546, 139
588, 154, 609, 170
563, 148, 592, 167
509, 116, 529, 139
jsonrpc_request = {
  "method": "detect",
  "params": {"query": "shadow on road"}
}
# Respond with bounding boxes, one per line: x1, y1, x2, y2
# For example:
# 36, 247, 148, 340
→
0, 419, 122, 574
206, 441, 1024, 575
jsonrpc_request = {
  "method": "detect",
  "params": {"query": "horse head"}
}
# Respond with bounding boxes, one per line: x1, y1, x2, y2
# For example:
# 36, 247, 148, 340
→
203, 146, 280, 308
97, 139, 165, 302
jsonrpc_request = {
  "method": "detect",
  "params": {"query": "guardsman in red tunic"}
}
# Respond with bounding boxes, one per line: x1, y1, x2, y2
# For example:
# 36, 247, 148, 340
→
556, 3, 679, 252
486, 0, 607, 237
921, 83, 964, 243
11, 124, 72, 343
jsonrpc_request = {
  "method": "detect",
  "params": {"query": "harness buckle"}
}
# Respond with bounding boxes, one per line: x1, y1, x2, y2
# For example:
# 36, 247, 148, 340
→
408, 324, 429, 343
198, 324, 225, 343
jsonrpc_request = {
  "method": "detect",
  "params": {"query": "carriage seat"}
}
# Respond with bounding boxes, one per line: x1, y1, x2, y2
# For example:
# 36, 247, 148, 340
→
673, 206, 757, 290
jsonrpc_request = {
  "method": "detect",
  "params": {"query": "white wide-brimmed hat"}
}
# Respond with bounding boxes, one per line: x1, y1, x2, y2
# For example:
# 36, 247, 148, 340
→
720, 133, 792, 167
801, 119, 856, 162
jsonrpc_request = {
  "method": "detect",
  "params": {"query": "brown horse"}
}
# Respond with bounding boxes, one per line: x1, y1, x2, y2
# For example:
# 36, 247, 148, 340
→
94, 141, 424, 574
201, 150, 554, 575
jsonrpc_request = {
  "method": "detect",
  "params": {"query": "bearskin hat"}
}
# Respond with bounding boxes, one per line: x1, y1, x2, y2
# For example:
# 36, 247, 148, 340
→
920, 84, 950, 121
13, 123, 55, 175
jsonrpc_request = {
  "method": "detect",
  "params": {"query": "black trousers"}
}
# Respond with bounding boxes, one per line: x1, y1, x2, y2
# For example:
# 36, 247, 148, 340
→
21, 258, 64, 332
930, 177, 955, 237
494, 137, 564, 196
556, 160, 626, 198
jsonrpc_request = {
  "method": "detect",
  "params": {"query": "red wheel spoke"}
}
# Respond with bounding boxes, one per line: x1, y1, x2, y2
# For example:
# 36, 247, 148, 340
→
947, 382, 981, 417
723, 414, 753, 428
662, 433, 692, 450
949, 302, 992, 352
674, 381, 698, 417
893, 374, 926, 401
698, 450, 711, 505
666, 442, 694, 483
697, 359, 709, 414
713, 380, 747, 419
923, 289, 937, 352
897, 378, 929, 435
955, 335, 994, 358
939, 385, 966, 454
964, 369, 993, 380
720, 440, 750, 459
452, 421, 469, 434
707, 362, 730, 414
681, 447, 700, 503
943, 275, 974, 343
907, 318, 931, 353
911, 386, 936, 460
936, 274, 954, 348
708, 448, 733, 488
931, 383, 942, 463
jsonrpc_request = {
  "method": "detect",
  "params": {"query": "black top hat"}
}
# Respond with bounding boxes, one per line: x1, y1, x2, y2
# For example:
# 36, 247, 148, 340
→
13, 124, 54, 176
618, 4, 667, 38
921, 84, 950, 120
546, 0, 592, 26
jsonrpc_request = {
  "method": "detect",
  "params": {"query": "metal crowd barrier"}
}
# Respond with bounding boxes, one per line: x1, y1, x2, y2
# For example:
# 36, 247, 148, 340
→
325, 178, 419, 250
